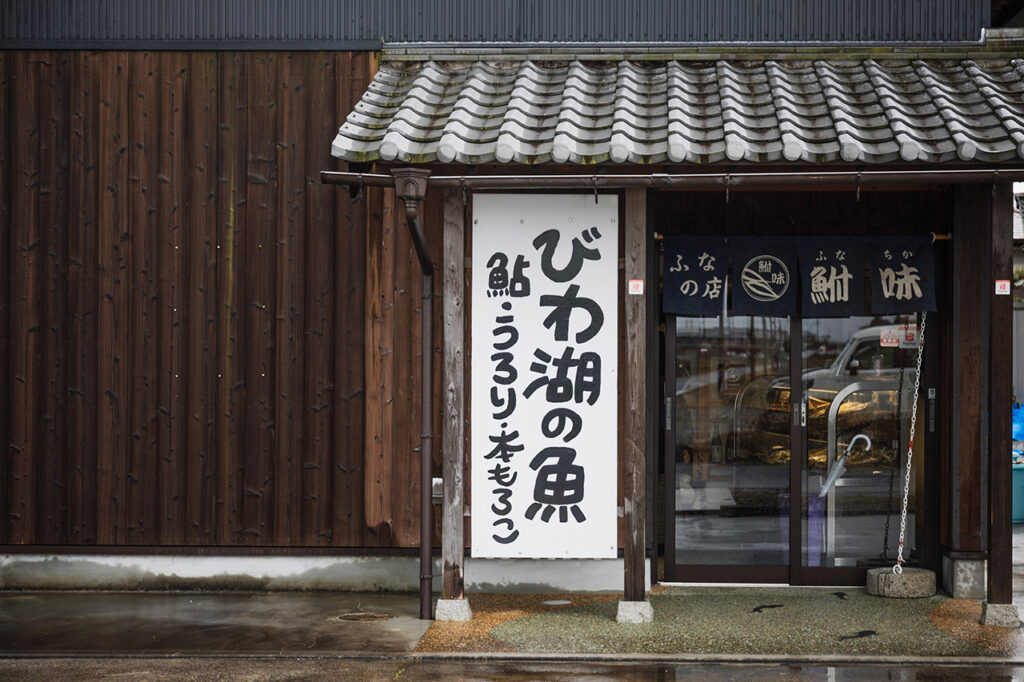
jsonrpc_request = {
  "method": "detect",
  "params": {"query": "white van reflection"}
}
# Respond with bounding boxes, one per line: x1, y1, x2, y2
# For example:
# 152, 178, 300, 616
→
758, 325, 918, 470
803, 325, 918, 394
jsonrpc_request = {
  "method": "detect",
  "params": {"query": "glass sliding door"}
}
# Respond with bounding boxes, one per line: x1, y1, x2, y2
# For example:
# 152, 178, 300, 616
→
800, 316, 925, 572
662, 313, 928, 584
664, 314, 791, 580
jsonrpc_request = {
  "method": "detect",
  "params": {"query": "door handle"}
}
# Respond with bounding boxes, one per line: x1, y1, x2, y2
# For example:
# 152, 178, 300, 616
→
819, 434, 871, 497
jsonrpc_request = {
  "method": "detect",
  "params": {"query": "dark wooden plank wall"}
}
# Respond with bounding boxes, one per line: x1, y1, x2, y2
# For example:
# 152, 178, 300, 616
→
0, 50, 448, 549
0, 51, 9, 544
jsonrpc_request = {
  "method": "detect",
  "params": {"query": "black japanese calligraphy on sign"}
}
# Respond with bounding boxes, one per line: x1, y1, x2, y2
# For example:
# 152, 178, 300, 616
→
523, 346, 602, 405
524, 222, 610, 530
526, 447, 587, 523
539, 284, 605, 343
486, 298, 527, 545
533, 227, 604, 282
485, 252, 531, 298
798, 238, 866, 317
731, 237, 799, 316
472, 194, 619, 559
868, 235, 936, 314
663, 236, 729, 316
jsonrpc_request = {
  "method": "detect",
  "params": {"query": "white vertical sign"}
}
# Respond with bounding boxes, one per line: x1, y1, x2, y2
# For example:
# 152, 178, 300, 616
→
471, 194, 618, 559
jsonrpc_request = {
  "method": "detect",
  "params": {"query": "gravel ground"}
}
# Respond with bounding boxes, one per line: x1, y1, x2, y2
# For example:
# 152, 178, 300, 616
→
416, 593, 621, 652
420, 587, 1005, 657
929, 598, 1024, 655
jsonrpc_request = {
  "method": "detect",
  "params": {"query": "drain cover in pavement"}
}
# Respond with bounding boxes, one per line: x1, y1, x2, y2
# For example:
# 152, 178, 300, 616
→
334, 612, 392, 622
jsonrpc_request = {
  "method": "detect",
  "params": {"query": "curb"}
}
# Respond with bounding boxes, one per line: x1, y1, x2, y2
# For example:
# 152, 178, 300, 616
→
2, 651, 1022, 666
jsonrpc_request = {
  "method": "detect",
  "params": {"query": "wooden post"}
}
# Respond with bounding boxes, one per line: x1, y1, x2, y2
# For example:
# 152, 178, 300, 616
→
949, 185, 986, 559
987, 182, 1013, 606
441, 188, 467, 600
623, 188, 648, 604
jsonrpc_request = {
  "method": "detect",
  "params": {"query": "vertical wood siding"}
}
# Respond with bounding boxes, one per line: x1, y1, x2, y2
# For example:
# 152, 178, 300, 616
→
0, 51, 10, 545
0, 50, 449, 549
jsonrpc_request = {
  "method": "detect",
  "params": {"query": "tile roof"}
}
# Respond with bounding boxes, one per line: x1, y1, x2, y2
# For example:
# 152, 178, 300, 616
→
331, 59, 1024, 166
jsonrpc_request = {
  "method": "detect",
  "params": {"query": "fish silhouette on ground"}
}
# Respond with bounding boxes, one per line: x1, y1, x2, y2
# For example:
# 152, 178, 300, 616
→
833, 591, 848, 600
839, 630, 877, 641
750, 604, 783, 613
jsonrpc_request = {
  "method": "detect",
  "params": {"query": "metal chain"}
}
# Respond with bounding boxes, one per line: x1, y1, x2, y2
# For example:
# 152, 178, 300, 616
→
895, 311, 926, 575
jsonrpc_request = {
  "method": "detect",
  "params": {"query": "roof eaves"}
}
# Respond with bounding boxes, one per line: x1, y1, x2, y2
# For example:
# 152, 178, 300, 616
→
382, 35, 1024, 65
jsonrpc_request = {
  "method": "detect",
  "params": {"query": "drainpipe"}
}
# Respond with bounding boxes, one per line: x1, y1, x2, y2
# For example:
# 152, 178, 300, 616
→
392, 168, 434, 620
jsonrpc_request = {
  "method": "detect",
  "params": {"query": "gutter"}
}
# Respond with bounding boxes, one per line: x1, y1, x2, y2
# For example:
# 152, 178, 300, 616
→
391, 169, 435, 621
323, 168, 1024, 191
381, 28, 1024, 62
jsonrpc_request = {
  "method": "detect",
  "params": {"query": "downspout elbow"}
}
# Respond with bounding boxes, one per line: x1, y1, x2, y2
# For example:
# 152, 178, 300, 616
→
407, 215, 434, 278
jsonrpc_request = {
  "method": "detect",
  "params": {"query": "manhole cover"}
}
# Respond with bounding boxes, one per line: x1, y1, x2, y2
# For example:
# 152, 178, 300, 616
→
333, 612, 392, 622
541, 600, 572, 606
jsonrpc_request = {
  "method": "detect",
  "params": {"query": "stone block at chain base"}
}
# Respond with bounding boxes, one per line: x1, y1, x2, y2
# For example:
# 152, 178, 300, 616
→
866, 567, 936, 598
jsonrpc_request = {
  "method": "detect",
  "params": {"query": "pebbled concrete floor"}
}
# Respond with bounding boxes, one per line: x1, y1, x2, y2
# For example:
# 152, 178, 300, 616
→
418, 587, 1016, 657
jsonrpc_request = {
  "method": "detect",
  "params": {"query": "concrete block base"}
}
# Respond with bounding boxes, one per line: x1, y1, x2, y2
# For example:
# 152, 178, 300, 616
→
941, 555, 986, 599
434, 598, 473, 622
465, 557, 651, 593
980, 602, 1021, 628
616, 600, 653, 624
866, 567, 936, 598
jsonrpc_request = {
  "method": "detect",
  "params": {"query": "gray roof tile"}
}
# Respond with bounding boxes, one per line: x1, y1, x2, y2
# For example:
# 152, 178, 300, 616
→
333, 58, 1024, 165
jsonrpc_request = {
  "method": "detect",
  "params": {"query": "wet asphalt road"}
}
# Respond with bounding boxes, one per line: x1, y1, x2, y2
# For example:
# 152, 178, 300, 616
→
0, 591, 430, 656
2, 659, 1024, 681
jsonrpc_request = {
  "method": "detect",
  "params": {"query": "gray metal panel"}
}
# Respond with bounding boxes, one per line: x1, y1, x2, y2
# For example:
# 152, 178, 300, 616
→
0, 0, 989, 48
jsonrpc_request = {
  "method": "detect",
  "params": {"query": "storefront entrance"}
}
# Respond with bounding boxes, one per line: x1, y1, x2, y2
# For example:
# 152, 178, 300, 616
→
651, 189, 944, 586
662, 313, 930, 584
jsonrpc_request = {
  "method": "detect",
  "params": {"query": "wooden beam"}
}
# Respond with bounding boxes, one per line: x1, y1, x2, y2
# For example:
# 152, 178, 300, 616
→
441, 188, 466, 600
623, 188, 647, 602
988, 182, 1013, 604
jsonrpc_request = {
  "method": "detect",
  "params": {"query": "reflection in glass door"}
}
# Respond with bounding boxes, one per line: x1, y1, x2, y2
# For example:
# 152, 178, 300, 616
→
801, 316, 925, 571
662, 313, 928, 583
665, 314, 791, 579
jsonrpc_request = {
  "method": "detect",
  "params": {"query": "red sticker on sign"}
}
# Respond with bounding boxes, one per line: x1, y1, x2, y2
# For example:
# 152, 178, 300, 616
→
899, 324, 919, 349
